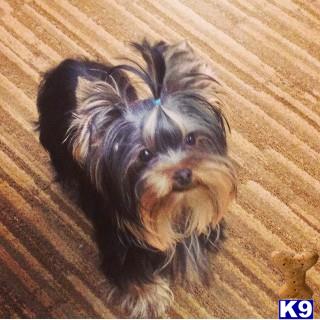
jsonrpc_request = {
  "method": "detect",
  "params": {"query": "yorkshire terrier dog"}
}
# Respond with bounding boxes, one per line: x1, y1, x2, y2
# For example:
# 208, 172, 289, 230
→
37, 40, 237, 317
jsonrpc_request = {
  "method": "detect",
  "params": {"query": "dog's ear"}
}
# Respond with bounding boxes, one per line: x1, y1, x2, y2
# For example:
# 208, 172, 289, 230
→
75, 77, 95, 105
75, 76, 131, 107
66, 77, 124, 165
162, 41, 221, 103
162, 41, 230, 130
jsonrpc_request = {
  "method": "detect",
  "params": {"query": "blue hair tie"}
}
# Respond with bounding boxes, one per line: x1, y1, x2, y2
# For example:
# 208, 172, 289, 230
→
153, 98, 161, 106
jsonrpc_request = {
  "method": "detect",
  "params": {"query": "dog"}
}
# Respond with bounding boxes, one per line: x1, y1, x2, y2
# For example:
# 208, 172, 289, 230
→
36, 40, 237, 317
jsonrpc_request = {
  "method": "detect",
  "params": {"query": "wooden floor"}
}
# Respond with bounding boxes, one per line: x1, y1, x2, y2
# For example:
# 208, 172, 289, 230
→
1, 0, 320, 318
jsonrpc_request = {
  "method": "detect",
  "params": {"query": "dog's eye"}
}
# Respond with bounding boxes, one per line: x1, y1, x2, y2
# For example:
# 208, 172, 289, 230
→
139, 149, 153, 162
185, 133, 196, 146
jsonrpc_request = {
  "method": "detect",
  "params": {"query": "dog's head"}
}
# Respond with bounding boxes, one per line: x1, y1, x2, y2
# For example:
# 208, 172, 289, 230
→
67, 40, 237, 251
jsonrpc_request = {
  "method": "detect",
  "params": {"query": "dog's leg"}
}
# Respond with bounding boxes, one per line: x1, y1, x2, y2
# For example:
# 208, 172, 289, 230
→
89, 209, 173, 318
108, 276, 173, 318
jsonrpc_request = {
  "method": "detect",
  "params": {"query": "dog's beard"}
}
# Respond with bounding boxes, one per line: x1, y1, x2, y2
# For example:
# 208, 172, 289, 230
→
137, 156, 237, 251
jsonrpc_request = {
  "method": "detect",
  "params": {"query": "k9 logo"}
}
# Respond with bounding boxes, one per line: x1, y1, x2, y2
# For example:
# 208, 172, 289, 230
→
279, 300, 314, 319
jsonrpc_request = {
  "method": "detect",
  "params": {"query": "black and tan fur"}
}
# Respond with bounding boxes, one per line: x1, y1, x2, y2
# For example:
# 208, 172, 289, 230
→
36, 40, 237, 317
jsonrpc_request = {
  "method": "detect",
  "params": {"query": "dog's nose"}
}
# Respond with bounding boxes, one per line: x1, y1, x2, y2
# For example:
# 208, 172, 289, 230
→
173, 168, 192, 189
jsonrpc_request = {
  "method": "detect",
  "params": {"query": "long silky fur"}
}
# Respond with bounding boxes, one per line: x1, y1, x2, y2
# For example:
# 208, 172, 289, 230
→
36, 39, 237, 318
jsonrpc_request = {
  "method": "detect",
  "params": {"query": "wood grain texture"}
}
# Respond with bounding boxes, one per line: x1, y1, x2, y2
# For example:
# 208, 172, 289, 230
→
0, 0, 319, 317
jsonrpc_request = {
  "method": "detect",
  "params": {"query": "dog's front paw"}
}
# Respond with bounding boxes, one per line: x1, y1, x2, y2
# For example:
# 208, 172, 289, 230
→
108, 277, 173, 318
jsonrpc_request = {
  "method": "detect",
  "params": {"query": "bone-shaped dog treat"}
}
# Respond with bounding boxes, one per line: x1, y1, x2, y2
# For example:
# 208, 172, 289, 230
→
271, 250, 319, 299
